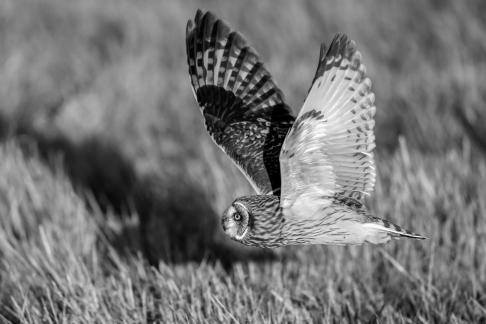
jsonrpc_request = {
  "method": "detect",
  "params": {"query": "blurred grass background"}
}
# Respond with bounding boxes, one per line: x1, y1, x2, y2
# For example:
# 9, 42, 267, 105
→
0, 0, 485, 322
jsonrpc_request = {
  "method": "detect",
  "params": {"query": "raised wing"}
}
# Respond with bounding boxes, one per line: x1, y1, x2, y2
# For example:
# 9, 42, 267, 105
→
280, 34, 376, 211
186, 10, 294, 195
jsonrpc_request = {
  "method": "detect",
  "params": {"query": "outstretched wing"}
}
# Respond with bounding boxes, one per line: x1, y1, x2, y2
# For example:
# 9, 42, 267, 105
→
186, 10, 294, 195
280, 34, 376, 212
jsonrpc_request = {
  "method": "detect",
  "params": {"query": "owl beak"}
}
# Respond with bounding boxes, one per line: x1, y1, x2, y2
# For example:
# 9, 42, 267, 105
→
221, 212, 232, 232
221, 206, 235, 232
221, 216, 228, 231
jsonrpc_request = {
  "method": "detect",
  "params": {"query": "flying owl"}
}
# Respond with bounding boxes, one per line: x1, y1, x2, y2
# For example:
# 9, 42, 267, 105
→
186, 10, 425, 248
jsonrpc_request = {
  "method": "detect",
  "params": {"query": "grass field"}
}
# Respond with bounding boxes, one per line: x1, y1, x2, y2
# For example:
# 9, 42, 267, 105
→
0, 0, 485, 322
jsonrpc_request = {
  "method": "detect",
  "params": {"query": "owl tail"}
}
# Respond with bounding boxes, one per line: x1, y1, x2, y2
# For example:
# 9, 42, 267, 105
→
361, 217, 427, 244
298, 203, 427, 245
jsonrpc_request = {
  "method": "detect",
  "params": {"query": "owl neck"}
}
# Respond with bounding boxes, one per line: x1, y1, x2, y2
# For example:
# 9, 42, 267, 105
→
240, 194, 285, 248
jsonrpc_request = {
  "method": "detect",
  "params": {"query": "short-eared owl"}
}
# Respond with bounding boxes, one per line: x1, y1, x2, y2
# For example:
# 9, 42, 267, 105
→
186, 10, 425, 248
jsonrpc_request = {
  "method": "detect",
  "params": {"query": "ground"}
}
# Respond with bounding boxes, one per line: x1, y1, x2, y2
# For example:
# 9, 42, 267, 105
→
0, 0, 485, 323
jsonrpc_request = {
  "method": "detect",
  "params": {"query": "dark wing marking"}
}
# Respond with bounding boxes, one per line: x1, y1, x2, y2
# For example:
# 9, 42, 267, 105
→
186, 10, 294, 194
306, 43, 327, 94
280, 34, 376, 214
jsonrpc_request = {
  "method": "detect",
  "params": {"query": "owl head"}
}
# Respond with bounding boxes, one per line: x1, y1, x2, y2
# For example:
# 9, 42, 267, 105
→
221, 195, 283, 247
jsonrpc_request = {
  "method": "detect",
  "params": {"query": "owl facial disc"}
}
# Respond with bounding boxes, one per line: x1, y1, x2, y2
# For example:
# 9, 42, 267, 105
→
222, 202, 250, 241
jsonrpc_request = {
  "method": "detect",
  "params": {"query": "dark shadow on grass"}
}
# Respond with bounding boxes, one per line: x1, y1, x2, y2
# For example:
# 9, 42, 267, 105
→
0, 116, 275, 267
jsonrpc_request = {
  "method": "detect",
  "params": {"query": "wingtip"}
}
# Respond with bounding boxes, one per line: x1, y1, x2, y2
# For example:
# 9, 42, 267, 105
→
188, 10, 223, 38
319, 42, 327, 60
398, 229, 427, 240
334, 32, 350, 43
396, 230, 428, 241
327, 33, 358, 59
187, 9, 204, 37
186, 19, 194, 35
414, 234, 428, 240
193, 9, 219, 25
401, 233, 429, 241
195, 8, 204, 23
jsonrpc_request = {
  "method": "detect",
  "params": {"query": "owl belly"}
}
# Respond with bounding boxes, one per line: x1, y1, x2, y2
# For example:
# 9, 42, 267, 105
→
281, 201, 372, 246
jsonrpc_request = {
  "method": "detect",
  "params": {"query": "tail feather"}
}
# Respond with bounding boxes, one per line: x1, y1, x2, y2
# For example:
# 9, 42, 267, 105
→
362, 218, 426, 244
284, 201, 426, 246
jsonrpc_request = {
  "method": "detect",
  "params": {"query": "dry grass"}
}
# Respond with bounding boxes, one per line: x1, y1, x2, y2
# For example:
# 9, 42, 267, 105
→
0, 0, 485, 322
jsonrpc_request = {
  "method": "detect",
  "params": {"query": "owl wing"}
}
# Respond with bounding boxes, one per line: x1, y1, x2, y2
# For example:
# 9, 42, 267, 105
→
280, 34, 376, 212
186, 10, 294, 195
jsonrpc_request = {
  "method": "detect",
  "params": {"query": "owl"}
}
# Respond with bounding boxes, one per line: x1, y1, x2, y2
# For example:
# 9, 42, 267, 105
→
186, 10, 425, 248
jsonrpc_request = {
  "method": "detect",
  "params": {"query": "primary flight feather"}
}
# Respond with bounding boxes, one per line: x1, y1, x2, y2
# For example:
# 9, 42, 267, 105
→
186, 10, 425, 248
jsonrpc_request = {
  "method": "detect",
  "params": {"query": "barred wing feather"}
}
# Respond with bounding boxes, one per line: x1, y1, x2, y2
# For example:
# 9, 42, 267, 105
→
280, 34, 376, 211
186, 10, 294, 195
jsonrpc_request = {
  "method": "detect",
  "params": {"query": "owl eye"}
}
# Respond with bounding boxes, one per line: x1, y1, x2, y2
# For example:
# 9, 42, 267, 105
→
232, 202, 250, 226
